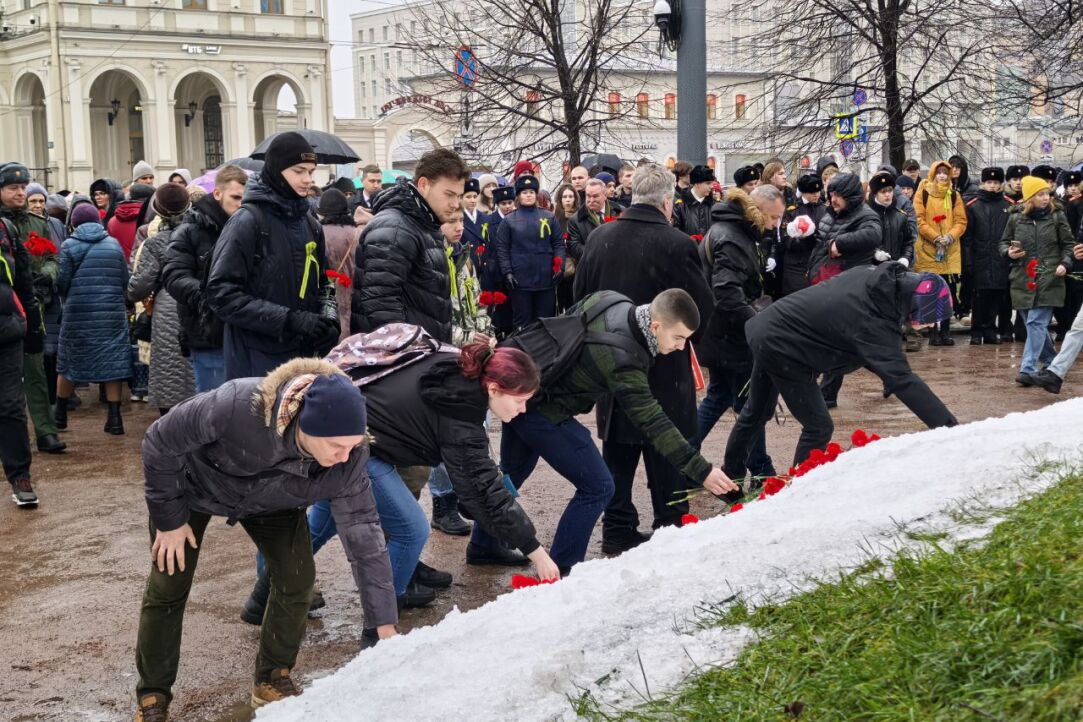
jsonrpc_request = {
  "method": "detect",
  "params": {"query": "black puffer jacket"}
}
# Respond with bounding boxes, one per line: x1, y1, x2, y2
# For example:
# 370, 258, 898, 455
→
964, 190, 1012, 290
361, 353, 540, 554
698, 189, 766, 369
748, 264, 957, 429
163, 193, 231, 351
868, 196, 915, 265
672, 191, 713, 238
808, 173, 880, 283
0, 218, 40, 348
206, 175, 327, 369
351, 180, 451, 342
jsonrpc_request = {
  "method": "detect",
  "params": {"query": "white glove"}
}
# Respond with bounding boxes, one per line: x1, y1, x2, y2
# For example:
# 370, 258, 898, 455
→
765, 257, 777, 273
897, 256, 909, 268
786, 215, 816, 238
874, 249, 892, 263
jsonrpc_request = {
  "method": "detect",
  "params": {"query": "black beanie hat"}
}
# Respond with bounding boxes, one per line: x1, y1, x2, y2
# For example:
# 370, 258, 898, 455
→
261, 131, 317, 200
1005, 164, 1030, 181
797, 174, 823, 194
980, 167, 1005, 183
493, 186, 516, 203
514, 175, 539, 195
733, 166, 759, 187
299, 375, 367, 438
868, 172, 895, 196
895, 175, 916, 190
1031, 164, 1058, 182
464, 178, 480, 195
129, 183, 156, 202
331, 177, 355, 195
690, 165, 715, 184
318, 188, 349, 217
151, 182, 191, 218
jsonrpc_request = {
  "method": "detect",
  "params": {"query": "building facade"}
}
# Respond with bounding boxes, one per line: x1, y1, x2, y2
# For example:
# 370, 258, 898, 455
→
0, 0, 333, 191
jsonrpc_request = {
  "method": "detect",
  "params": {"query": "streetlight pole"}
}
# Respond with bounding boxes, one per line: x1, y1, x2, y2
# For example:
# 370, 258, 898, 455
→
676, 0, 706, 163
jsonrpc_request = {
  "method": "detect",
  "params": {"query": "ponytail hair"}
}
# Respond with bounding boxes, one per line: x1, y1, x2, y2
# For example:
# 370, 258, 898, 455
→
460, 341, 540, 395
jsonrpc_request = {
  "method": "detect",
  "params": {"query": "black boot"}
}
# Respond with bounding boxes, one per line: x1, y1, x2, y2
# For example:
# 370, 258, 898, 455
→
104, 402, 124, 435
360, 627, 380, 650
412, 560, 452, 589
54, 396, 68, 430
36, 434, 66, 454
601, 529, 653, 555
241, 568, 271, 625
430, 493, 471, 536
397, 580, 435, 608
466, 541, 529, 566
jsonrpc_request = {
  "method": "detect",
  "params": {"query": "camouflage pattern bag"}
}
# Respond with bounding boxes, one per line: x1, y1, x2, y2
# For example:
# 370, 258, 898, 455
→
324, 323, 458, 388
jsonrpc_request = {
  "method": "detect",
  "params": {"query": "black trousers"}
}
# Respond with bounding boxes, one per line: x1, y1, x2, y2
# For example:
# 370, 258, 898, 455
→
820, 372, 844, 405
724, 356, 834, 476
602, 441, 688, 536
0, 340, 31, 484
510, 288, 556, 330
972, 289, 1013, 338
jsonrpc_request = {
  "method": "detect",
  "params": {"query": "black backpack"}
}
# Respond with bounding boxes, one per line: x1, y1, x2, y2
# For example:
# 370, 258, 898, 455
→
501, 291, 649, 385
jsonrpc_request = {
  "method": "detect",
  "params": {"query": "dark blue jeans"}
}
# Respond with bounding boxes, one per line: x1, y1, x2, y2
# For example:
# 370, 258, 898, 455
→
475, 410, 613, 569
692, 365, 775, 477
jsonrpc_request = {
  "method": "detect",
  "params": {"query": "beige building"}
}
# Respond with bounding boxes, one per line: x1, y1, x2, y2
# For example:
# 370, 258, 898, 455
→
0, 0, 333, 192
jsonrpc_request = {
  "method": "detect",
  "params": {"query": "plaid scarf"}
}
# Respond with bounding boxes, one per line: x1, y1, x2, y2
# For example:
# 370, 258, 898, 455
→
275, 374, 317, 437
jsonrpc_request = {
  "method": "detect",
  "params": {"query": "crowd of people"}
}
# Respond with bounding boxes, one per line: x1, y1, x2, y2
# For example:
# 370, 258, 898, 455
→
1, 134, 1082, 721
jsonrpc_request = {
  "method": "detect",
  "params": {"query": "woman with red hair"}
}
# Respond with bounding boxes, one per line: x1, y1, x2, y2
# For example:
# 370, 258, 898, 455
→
241, 340, 559, 637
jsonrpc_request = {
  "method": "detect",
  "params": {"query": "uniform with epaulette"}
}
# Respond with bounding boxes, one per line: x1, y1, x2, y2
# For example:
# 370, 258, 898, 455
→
477, 185, 516, 337
671, 165, 715, 239
964, 167, 1015, 344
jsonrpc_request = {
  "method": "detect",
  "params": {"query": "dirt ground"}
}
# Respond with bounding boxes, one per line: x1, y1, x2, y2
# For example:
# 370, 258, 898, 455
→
0, 337, 1070, 721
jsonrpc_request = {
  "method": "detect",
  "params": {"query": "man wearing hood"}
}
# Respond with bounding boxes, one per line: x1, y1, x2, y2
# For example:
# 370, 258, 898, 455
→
352, 148, 469, 342
949, 155, 981, 202
807, 173, 881, 285
207, 131, 339, 380
815, 155, 839, 179
89, 177, 124, 222
108, 183, 153, 262
723, 264, 958, 480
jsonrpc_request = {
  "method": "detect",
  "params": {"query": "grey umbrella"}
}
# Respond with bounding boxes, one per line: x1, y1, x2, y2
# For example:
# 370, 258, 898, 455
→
581, 153, 626, 174
250, 129, 361, 165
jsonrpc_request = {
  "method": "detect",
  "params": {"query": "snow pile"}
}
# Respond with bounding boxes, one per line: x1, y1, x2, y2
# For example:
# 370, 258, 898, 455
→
259, 398, 1083, 722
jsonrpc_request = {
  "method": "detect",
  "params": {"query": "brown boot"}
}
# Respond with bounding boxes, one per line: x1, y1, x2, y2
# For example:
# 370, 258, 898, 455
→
251, 668, 300, 708
133, 693, 169, 722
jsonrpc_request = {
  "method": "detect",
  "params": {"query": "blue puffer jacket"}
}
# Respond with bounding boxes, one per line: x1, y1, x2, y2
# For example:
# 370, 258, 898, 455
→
57, 222, 132, 382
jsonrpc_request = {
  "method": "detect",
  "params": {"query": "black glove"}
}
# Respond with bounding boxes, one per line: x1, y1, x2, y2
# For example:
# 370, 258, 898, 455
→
23, 330, 44, 355
32, 273, 54, 305
313, 317, 341, 356
504, 273, 518, 290
285, 309, 321, 339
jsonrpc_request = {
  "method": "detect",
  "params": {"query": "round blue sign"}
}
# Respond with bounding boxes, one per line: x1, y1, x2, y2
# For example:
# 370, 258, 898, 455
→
840, 139, 855, 157
853, 88, 867, 107
1040, 138, 1053, 154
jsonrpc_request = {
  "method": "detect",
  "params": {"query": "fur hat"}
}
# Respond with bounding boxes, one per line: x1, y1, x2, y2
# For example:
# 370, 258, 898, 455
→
1030, 164, 1058, 182
690, 165, 715, 185
0, 162, 30, 188
868, 172, 895, 196
980, 167, 1005, 183
464, 178, 480, 195
796, 174, 823, 194
493, 186, 516, 204
151, 181, 192, 218
1005, 164, 1030, 181
1064, 170, 1083, 187
514, 175, 539, 195
1021, 176, 1050, 201
733, 165, 759, 187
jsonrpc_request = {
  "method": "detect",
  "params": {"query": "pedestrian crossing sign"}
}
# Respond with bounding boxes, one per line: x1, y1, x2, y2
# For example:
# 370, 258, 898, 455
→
834, 113, 859, 139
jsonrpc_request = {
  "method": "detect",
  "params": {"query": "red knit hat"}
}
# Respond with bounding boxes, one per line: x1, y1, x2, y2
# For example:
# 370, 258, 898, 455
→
512, 160, 535, 179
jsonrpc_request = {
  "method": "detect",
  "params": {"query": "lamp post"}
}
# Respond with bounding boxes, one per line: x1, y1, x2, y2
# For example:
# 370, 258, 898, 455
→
107, 98, 121, 126
653, 0, 706, 163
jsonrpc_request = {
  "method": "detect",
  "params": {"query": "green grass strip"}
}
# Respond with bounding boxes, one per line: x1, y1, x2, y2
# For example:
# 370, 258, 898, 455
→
587, 474, 1083, 722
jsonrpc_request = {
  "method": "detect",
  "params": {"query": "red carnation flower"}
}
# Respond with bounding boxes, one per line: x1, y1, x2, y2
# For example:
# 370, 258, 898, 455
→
825, 441, 843, 460
758, 492, 767, 500
1027, 281, 1037, 291
510, 574, 557, 589
764, 476, 786, 496
324, 269, 352, 288
729, 503, 744, 513
851, 429, 869, 448
933, 214, 947, 224
689, 234, 704, 242
25, 231, 57, 257
552, 256, 564, 274
869, 433, 881, 442
493, 291, 508, 305
479, 291, 494, 306
603, 215, 618, 223
681, 513, 700, 525
476, 244, 486, 255
1026, 258, 1039, 278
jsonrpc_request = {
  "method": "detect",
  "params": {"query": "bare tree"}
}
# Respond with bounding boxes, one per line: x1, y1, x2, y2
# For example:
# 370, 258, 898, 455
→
397, 0, 656, 171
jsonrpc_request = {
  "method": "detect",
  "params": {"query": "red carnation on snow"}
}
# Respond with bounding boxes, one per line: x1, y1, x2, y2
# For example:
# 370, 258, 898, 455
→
510, 574, 557, 589
1027, 281, 1037, 291
324, 269, 352, 288
933, 214, 947, 224
825, 441, 843, 461
729, 503, 744, 513
681, 513, 700, 525
1026, 258, 1039, 278
851, 429, 870, 447
764, 476, 786, 496
25, 232, 57, 257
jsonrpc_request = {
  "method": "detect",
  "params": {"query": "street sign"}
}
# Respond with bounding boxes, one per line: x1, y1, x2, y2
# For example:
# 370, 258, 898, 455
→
853, 88, 867, 107
454, 45, 478, 89
834, 113, 859, 139
857, 124, 868, 143
840, 139, 855, 158
1040, 138, 1053, 154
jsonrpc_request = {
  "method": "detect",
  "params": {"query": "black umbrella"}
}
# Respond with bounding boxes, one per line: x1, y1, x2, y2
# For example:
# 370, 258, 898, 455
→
220, 157, 265, 172
250, 129, 361, 165
581, 153, 626, 174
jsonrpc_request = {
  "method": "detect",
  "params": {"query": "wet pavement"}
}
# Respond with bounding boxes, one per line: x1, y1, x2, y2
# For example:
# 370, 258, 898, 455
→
0, 336, 1071, 721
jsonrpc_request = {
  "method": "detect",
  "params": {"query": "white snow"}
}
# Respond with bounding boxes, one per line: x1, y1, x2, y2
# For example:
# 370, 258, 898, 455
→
259, 398, 1083, 722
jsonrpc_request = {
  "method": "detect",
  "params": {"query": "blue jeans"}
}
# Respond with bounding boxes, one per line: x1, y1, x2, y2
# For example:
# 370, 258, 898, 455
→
427, 464, 453, 498
1049, 302, 1083, 379
480, 410, 614, 569
692, 366, 775, 477
1021, 307, 1056, 374
258, 456, 429, 597
190, 349, 226, 392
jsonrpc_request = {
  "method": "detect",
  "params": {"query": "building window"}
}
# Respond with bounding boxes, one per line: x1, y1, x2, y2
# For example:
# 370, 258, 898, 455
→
372, 105, 378, 117
707, 94, 717, 120
182, 0, 207, 8
385, 78, 393, 94
384, 52, 390, 70
396, 50, 403, 67
526, 90, 541, 117
369, 55, 375, 72
260, 0, 283, 14
202, 96, 224, 171
371, 80, 377, 97
382, 26, 389, 41
664, 93, 676, 120
368, 28, 375, 43
359, 82, 366, 98
410, 20, 417, 33
636, 92, 649, 119
735, 93, 746, 119
608, 92, 621, 116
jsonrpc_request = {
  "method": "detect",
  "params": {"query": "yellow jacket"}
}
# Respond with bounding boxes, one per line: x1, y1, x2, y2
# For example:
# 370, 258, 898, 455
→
913, 160, 968, 275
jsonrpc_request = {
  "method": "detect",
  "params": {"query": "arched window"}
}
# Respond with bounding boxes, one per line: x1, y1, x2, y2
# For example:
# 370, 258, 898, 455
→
608, 92, 621, 116
202, 95, 224, 171
707, 94, 717, 120
735, 93, 747, 120
636, 93, 649, 119
526, 90, 541, 117
665, 93, 677, 120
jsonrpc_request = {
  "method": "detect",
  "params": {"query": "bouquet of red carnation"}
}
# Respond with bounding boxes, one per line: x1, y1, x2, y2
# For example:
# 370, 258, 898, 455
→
25, 231, 57, 257
492, 291, 508, 305
603, 215, 618, 223
552, 256, 564, 275
476, 244, 486, 255
324, 269, 352, 288
931, 215, 949, 262
689, 234, 704, 242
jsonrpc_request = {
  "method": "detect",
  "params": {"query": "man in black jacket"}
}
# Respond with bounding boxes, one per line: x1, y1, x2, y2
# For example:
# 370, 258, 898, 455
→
868, 171, 915, 269
694, 185, 786, 485
566, 178, 620, 262
807, 173, 881, 285
163, 164, 248, 391
724, 264, 957, 478
964, 168, 1014, 345
779, 173, 828, 297
133, 360, 397, 721
207, 132, 338, 380
572, 162, 714, 550
352, 149, 469, 342
672, 165, 716, 239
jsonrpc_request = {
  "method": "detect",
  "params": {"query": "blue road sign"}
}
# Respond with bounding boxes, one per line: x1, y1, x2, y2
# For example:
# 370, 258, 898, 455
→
853, 88, 867, 106
1040, 138, 1053, 154
840, 139, 855, 158
857, 124, 868, 143
455, 45, 478, 88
